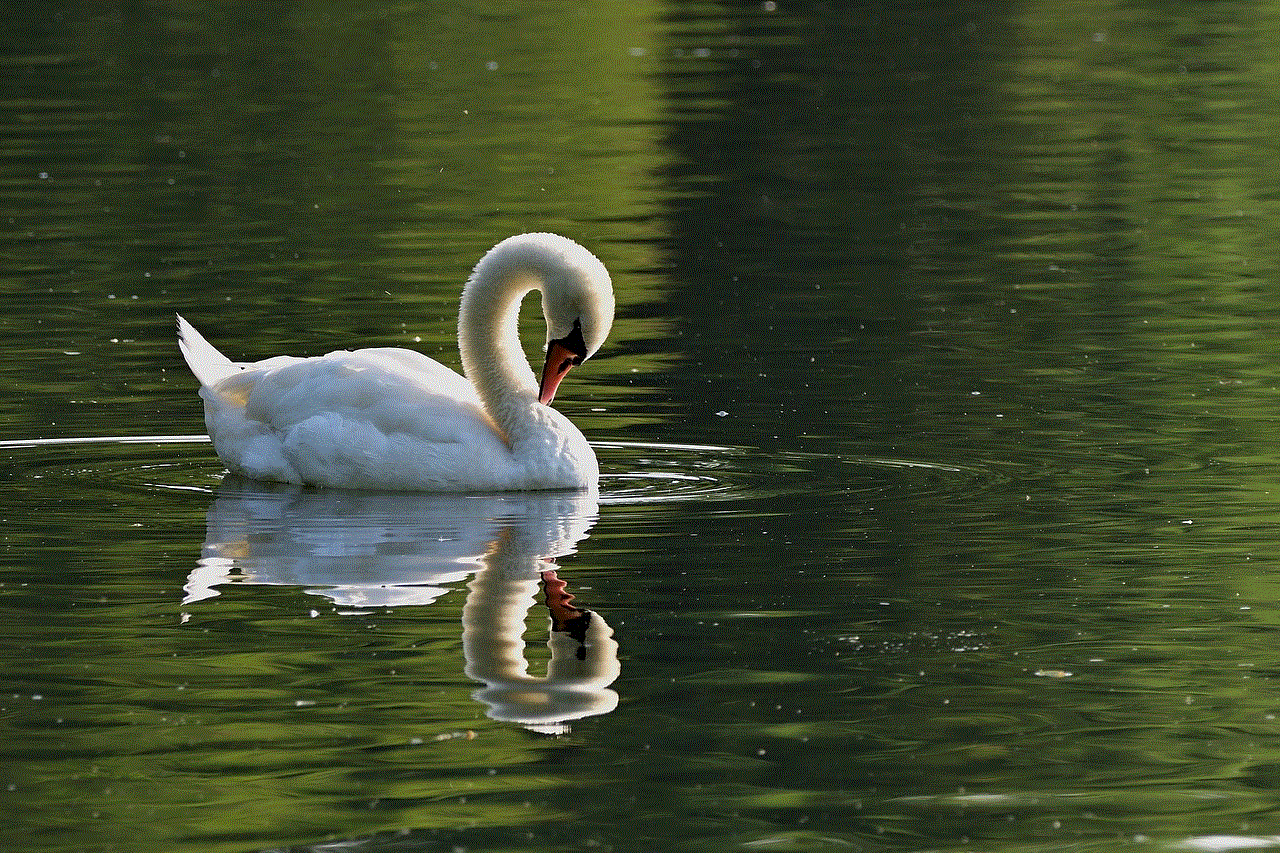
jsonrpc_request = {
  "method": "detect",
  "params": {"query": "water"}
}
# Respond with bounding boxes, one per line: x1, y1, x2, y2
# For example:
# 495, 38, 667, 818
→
6, 1, 1280, 851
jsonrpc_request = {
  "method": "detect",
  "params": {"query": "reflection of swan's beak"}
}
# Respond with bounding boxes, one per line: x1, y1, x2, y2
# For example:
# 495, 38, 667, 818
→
538, 339, 579, 405
543, 569, 592, 641
543, 569, 574, 610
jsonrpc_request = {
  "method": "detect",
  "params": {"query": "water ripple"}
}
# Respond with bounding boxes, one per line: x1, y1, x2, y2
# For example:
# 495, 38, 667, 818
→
0, 435, 1002, 505
0, 434, 221, 496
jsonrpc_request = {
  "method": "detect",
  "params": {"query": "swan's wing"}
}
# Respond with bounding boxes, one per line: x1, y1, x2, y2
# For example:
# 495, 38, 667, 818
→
198, 346, 527, 488
209, 347, 498, 445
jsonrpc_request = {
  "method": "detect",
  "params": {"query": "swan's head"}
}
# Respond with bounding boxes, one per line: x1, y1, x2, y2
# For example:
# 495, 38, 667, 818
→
462, 232, 615, 406
533, 235, 615, 406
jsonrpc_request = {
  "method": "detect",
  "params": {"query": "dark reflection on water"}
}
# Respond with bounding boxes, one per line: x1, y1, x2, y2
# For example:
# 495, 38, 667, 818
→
7, 1, 1280, 852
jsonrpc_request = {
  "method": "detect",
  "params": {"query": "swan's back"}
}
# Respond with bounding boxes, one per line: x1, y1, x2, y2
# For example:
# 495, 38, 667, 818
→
233, 348, 484, 442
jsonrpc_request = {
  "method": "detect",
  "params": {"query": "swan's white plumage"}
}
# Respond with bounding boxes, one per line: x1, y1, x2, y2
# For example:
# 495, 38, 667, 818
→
176, 313, 239, 387
178, 233, 613, 492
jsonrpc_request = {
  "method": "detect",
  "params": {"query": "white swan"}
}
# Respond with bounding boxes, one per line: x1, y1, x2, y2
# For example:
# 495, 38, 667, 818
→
177, 232, 614, 491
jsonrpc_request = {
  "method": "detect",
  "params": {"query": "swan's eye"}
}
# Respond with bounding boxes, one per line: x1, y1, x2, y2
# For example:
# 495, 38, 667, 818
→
554, 318, 588, 364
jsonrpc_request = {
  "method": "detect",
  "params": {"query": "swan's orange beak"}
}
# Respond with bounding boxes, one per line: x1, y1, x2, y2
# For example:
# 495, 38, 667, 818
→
538, 340, 579, 405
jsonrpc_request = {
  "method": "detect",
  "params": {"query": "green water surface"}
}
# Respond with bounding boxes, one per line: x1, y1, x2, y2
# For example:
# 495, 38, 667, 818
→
5, 2, 1280, 851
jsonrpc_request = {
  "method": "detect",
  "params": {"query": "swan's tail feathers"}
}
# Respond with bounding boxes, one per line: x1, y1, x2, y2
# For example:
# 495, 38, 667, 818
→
176, 314, 238, 388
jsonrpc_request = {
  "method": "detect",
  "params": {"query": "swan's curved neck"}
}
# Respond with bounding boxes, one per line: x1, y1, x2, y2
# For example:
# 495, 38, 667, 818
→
457, 261, 542, 436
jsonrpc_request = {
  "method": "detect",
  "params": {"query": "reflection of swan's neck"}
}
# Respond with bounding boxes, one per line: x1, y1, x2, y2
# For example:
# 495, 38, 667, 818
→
461, 548, 619, 730
457, 250, 545, 441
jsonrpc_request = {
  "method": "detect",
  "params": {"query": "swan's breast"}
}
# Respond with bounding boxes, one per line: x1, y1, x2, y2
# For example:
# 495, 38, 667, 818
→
506, 404, 599, 489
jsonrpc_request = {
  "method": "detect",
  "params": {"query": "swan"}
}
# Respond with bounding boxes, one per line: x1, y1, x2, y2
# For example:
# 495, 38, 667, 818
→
176, 232, 614, 491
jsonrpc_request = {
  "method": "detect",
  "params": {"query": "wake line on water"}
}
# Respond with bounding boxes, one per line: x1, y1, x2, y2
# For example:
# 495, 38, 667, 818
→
0, 435, 211, 449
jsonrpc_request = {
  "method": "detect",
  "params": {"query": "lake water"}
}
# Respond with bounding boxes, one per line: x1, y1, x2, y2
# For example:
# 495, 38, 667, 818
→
6, 2, 1280, 851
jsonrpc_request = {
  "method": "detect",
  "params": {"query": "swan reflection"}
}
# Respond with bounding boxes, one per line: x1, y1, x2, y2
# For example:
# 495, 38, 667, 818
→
184, 479, 619, 731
